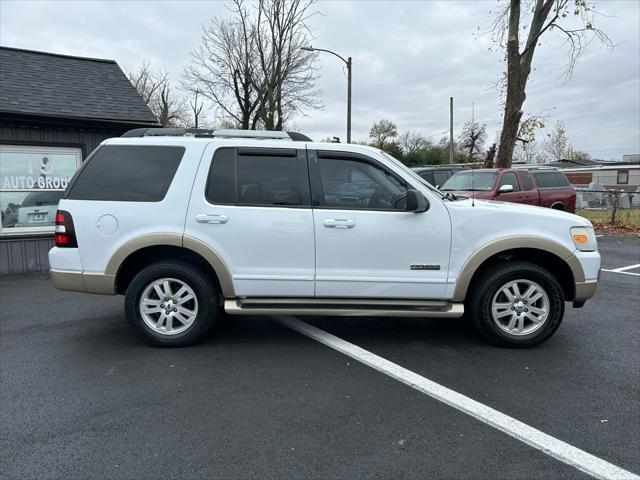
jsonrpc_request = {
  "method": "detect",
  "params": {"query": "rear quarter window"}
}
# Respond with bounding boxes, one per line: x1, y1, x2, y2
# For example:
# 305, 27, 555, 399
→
418, 171, 435, 184
518, 171, 534, 191
533, 171, 571, 189
67, 145, 185, 201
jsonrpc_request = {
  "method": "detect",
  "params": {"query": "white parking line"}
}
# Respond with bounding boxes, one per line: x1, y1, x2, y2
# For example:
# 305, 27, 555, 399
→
276, 315, 640, 480
596, 234, 604, 238
602, 264, 640, 277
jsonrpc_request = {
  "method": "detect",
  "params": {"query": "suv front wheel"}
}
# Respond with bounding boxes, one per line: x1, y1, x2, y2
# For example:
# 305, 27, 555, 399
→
124, 261, 218, 347
467, 261, 565, 347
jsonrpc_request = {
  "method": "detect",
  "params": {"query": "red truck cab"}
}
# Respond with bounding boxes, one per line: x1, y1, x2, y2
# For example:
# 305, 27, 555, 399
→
440, 168, 576, 213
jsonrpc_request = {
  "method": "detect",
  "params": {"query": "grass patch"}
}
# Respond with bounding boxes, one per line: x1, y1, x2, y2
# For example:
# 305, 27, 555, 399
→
576, 209, 640, 235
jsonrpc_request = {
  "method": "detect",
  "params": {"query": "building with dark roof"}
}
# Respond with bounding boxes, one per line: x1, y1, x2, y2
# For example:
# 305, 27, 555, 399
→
0, 46, 159, 274
545, 158, 600, 168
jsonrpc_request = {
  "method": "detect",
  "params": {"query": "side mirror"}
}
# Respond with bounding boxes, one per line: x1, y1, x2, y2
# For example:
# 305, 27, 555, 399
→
435, 184, 441, 190
406, 189, 430, 212
498, 184, 514, 194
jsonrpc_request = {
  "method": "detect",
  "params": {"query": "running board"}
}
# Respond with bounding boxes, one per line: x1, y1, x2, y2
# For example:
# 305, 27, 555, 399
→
224, 298, 464, 318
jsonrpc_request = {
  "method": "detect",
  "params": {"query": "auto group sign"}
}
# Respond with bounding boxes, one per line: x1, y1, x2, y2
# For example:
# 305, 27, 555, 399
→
0, 148, 78, 190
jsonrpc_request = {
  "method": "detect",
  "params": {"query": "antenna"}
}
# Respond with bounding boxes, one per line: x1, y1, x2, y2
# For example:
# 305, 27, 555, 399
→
471, 102, 475, 207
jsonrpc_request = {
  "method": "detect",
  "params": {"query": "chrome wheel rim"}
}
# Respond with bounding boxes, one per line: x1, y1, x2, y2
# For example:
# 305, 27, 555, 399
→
139, 278, 198, 336
491, 279, 550, 336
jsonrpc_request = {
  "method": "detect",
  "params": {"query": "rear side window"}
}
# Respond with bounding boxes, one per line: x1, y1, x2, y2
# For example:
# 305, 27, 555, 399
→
419, 171, 434, 184
533, 171, 571, 189
206, 147, 307, 206
433, 171, 449, 187
518, 172, 534, 191
67, 145, 184, 201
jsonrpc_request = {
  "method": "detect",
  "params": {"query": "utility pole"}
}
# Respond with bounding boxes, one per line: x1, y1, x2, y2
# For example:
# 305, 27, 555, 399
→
346, 57, 352, 144
449, 97, 454, 165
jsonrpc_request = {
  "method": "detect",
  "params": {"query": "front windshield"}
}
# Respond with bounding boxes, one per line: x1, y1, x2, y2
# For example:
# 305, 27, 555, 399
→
379, 151, 444, 198
441, 172, 497, 191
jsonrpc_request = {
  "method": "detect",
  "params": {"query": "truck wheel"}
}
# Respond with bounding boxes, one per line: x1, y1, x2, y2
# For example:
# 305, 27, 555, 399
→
467, 261, 564, 348
124, 261, 218, 347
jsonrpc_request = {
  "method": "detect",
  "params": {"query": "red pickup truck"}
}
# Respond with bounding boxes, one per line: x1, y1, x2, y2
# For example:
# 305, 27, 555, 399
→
440, 168, 576, 213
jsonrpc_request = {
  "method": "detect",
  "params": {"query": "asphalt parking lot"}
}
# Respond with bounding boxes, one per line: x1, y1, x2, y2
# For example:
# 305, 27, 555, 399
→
1, 235, 638, 480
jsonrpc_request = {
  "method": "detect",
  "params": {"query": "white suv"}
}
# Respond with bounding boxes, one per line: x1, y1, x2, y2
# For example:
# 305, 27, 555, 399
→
49, 128, 600, 347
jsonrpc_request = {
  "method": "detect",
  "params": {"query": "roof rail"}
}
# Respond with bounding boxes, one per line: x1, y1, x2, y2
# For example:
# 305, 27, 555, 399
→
121, 128, 214, 138
514, 165, 559, 171
121, 128, 312, 142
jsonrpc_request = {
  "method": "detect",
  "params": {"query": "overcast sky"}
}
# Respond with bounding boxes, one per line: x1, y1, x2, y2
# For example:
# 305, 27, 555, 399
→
1, 0, 638, 159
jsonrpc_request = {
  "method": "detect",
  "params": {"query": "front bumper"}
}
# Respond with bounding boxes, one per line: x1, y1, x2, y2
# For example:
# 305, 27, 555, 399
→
568, 250, 601, 306
574, 278, 599, 303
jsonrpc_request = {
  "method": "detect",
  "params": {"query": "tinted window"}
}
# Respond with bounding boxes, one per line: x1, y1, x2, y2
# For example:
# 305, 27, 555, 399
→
419, 171, 434, 184
206, 148, 235, 204
20, 191, 65, 207
206, 148, 303, 206
518, 172, 534, 190
533, 171, 571, 189
499, 172, 520, 192
68, 145, 184, 201
318, 158, 407, 210
237, 154, 301, 206
433, 171, 449, 187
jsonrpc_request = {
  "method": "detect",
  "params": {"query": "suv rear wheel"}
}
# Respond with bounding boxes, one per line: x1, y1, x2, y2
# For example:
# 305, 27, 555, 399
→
467, 261, 564, 347
124, 261, 218, 347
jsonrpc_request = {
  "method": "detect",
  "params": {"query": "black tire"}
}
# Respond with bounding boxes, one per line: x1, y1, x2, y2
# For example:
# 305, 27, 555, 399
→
467, 261, 565, 348
124, 261, 218, 347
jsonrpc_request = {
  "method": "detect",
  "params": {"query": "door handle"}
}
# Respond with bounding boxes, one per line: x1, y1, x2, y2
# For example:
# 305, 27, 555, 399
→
196, 214, 228, 224
323, 218, 355, 229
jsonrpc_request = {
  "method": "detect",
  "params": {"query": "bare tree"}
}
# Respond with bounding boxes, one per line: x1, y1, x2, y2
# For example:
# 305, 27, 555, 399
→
458, 120, 487, 162
513, 113, 547, 163
183, 1, 261, 129
128, 61, 187, 127
369, 119, 398, 149
543, 120, 569, 162
154, 84, 188, 128
189, 90, 205, 128
128, 60, 167, 106
253, 0, 321, 130
183, 0, 320, 131
399, 130, 431, 155
565, 145, 590, 162
491, 0, 612, 167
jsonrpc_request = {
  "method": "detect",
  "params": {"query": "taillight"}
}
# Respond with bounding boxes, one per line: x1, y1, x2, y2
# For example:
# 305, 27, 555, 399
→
54, 210, 78, 248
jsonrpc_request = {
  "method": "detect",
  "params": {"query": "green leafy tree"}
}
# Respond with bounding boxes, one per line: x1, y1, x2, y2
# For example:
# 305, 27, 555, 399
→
369, 119, 398, 149
404, 147, 448, 166
381, 141, 404, 159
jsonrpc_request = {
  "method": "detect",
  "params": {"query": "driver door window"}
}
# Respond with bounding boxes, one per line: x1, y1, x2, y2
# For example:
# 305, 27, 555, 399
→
498, 172, 520, 192
316, 157, 407, 210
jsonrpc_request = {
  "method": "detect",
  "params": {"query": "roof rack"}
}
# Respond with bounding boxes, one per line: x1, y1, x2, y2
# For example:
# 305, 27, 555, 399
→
121, 128, 312, 142
513, 165, 560, 171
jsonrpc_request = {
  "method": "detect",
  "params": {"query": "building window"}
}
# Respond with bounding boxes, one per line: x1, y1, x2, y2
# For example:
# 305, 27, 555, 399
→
617, 170, 629, 185
0, 145, 82, 235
